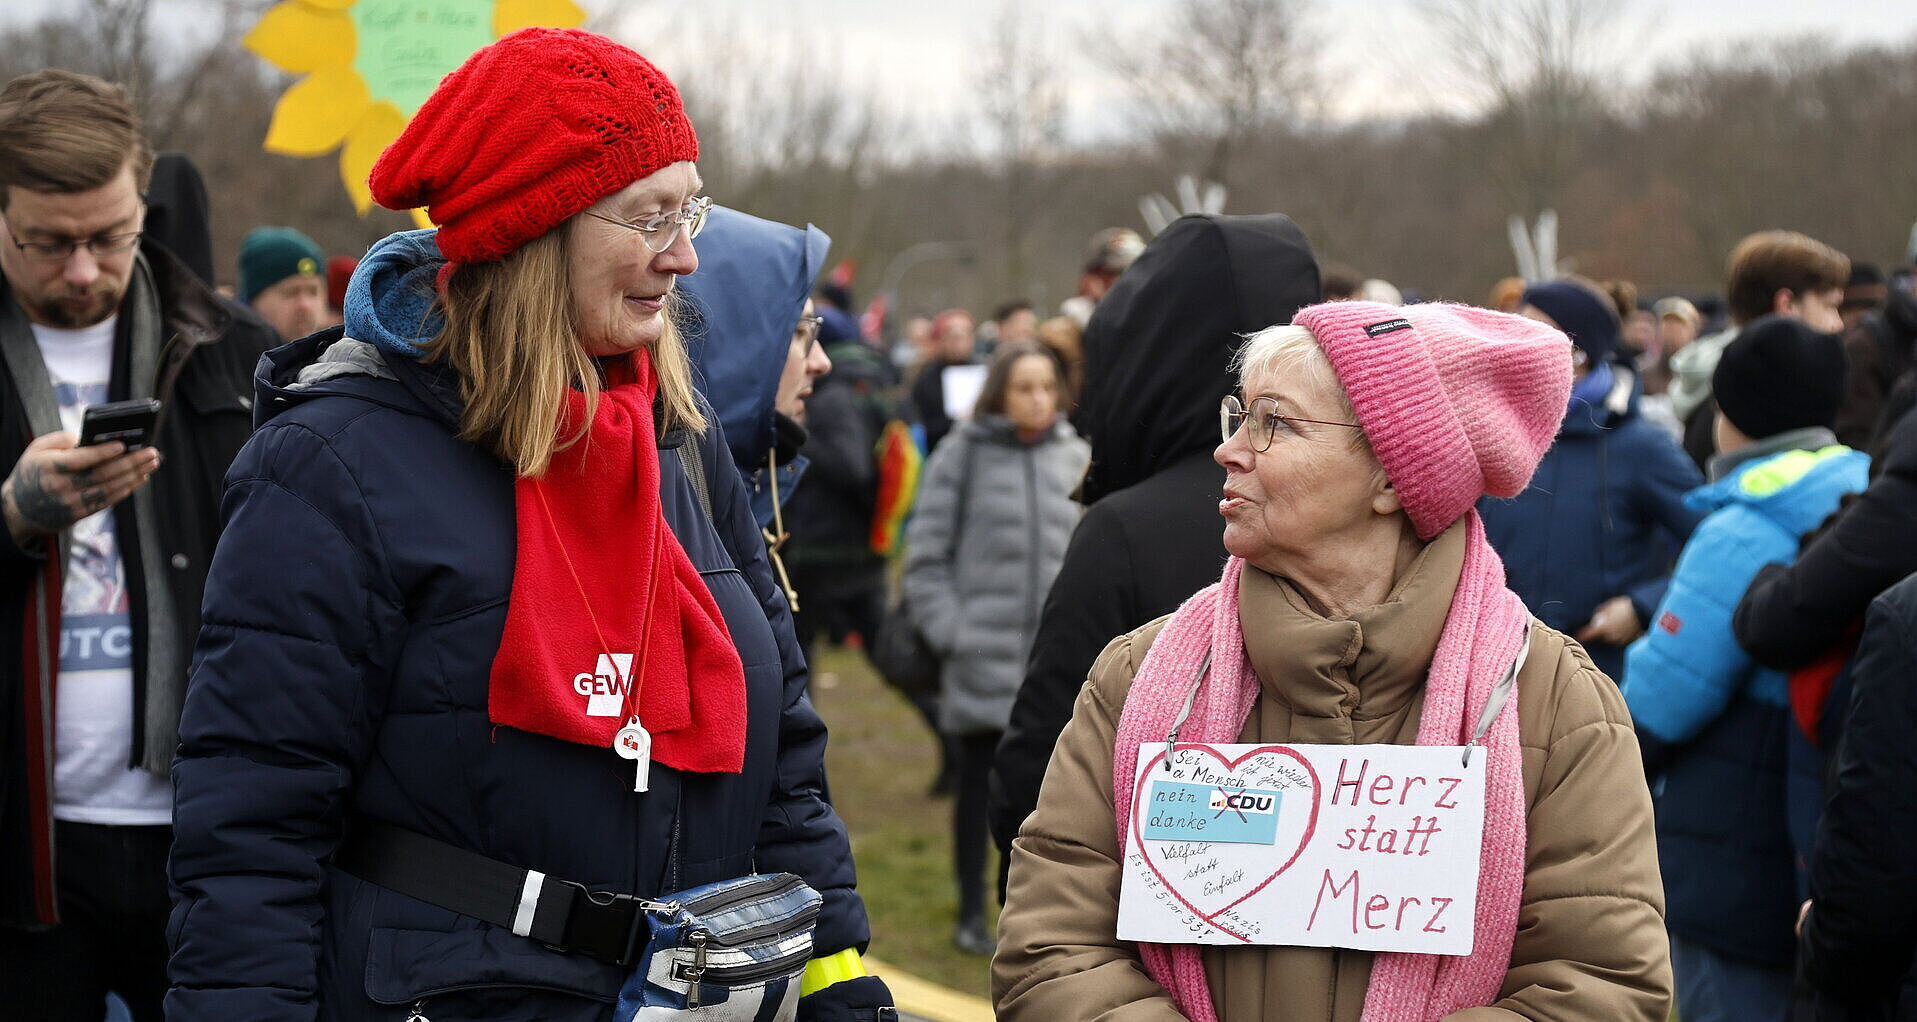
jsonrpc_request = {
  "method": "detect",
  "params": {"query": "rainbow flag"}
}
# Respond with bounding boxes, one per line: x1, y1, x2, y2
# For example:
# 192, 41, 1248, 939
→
869, 420, 923, 556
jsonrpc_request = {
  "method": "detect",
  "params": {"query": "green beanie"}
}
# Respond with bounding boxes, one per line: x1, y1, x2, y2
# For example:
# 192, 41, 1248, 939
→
239, 227, 325, 303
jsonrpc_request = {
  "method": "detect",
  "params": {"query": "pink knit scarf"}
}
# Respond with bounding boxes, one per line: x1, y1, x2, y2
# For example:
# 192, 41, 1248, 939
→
1113, 512, 1530, 1022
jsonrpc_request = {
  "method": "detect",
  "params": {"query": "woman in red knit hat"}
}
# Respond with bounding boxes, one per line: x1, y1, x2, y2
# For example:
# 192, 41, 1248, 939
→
166, 28, 892, 1022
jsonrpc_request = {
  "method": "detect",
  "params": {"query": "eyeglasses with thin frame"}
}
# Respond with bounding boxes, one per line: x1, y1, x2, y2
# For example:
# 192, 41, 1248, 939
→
1220, 394, 1362, 452
794, 314, 824, 350
4, 219, 144, 264
581, 195, 713, 253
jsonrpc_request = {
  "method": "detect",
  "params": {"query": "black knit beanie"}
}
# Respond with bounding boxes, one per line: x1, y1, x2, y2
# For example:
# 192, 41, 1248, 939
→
1712, 315, 1848, 440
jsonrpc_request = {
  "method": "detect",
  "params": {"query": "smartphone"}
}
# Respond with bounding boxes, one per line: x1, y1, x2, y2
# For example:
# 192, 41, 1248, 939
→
78, 398, 162, 450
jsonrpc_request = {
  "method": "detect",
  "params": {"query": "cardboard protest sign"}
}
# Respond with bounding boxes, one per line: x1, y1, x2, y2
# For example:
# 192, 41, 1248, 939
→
1119, 742, 1485, 956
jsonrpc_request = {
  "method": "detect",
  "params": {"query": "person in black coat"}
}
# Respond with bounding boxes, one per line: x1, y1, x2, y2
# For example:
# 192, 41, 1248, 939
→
0, 71, 275, 1021
1797, 571, 1917, 1020
165, 31, 888, 1022
1833, 286, 1917, 453
907, 309, 978, 453
1734, 403, 1917, 674
986, 213, 1321, 875
784, 334, 892, 656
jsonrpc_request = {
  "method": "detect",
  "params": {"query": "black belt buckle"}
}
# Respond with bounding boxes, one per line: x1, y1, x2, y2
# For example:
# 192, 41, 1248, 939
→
545, 879, 649, 967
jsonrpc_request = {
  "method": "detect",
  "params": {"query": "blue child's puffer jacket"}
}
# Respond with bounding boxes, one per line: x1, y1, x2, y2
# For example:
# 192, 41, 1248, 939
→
1622, 442, 1869, 968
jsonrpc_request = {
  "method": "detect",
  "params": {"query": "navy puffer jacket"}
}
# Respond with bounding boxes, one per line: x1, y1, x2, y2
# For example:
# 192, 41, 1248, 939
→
165, 328, 872, 1021
1478, 366, 1706, 681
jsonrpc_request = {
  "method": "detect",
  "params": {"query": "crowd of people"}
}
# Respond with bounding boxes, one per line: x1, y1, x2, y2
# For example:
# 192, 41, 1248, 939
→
2, 23, 1917, 1022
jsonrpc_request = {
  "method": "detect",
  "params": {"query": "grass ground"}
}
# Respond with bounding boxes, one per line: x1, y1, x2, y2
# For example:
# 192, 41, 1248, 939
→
812, 644, 1000, 1000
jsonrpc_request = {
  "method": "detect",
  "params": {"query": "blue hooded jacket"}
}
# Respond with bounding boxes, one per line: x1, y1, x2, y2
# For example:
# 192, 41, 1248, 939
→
1478, 365, 1706, 680
1622, 441, 1869, 968
679, 207, 831, 529
167, 230, 883, 1021
1625, 444, 1869, 744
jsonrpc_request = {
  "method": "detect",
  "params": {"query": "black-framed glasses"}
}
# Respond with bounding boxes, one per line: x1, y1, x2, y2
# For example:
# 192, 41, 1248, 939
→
794, 314, 824, 348
5, 224, 143, 264
581, 195, 713, 253
1220, 394, 1362, 452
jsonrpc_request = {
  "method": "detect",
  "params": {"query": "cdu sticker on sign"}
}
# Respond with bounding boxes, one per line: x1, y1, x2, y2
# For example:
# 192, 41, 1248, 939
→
1142, 780, 1283, 845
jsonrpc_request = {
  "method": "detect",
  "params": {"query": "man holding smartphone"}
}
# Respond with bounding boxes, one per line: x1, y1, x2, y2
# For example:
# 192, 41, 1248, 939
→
0, 70, 276, 1021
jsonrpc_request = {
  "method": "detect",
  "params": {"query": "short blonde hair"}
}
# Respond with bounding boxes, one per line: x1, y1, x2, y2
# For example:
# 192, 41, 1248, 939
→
429, 220, 706, 478
1233, 324, 1372, 456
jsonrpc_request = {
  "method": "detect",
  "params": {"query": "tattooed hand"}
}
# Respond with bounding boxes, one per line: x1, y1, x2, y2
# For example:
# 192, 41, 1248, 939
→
3, 430, 162, 549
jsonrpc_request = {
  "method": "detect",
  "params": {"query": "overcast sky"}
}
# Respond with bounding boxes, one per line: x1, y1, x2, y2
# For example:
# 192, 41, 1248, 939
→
11, 0, 1917, 137
630, 0, 1917, 125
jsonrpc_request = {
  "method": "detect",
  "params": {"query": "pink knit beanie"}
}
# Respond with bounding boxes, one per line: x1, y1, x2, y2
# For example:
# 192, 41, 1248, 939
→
1292, 301, 1572, 540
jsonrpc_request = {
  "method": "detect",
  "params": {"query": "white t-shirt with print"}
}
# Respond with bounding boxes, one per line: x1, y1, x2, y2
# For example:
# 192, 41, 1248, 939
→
31, 316, 172, 824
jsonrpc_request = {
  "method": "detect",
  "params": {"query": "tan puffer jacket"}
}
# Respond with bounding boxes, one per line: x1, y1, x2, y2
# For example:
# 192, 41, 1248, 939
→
993, 524, 1672, 1022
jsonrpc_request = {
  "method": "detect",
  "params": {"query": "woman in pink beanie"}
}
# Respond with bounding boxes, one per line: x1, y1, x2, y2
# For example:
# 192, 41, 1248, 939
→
994, 301, 1672, 1022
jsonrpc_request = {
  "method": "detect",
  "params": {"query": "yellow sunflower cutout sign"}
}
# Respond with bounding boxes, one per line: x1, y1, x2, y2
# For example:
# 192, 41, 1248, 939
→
246, 0, 586, 227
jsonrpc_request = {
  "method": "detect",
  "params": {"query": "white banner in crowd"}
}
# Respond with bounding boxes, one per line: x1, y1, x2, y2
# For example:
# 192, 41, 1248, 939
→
1119, 742, 1486, 956
941, 364, 988, 421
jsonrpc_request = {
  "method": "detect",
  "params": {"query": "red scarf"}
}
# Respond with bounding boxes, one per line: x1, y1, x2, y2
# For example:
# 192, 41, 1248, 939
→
487, 351, 746, 774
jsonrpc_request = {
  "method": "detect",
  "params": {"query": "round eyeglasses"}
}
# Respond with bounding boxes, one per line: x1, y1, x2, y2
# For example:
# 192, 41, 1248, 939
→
1220, 394, 1362, 451
582, 195, 713, 253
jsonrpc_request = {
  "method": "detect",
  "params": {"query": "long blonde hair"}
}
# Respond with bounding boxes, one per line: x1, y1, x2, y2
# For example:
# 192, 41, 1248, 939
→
428, 221, 707, 477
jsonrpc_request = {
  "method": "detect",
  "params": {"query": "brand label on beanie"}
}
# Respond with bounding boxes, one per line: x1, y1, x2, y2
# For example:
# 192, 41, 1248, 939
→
1363, 318, 1413, 338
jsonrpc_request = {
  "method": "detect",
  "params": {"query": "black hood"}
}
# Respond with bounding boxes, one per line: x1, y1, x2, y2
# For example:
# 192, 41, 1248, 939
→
143, 153, 214, 287
1887, 284, 1917, 348
1072, 213, 1320, 503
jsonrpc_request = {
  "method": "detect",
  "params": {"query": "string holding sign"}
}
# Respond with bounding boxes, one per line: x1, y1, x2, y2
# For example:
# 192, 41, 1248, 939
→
243, 0, 587, 226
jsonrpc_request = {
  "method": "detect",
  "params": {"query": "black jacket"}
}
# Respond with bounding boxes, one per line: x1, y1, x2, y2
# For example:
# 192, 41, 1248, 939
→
1835, 288, 1917, 454
1798, 572, 1917, 1018
166, 330, 878, 1020
987, 213, 1320, 857
787, 341, 892, 570
908, 357, 964, 455
0, 241, 274, 925
143, 154, 215, 287
1734, 404, 1917, 671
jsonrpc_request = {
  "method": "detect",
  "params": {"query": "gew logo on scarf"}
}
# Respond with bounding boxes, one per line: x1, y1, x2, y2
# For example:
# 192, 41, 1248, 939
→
573, 653, 636, 717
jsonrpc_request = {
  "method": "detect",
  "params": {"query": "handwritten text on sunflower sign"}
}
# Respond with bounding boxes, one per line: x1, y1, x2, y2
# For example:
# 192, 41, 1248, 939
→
1117, 742, 1485, 955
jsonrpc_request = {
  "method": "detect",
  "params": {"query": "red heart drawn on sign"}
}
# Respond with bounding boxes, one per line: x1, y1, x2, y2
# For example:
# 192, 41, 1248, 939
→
1130, 744, 1322, 942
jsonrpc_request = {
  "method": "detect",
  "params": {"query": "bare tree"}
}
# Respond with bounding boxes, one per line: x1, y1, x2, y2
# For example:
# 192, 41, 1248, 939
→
3, 0, 1910, 315
975, 2, 1065, 300
1093, 0, 1320, 187
147, 0, 273, 143
1416, 0, 1644, 216
83, 0, 158, 100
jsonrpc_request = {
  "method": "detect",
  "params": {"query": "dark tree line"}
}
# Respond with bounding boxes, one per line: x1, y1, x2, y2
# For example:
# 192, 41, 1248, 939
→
3, 0, 1912, 319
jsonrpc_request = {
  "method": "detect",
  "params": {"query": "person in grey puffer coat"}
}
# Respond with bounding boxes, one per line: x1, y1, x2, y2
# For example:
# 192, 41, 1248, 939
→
902, 342, 1087, 955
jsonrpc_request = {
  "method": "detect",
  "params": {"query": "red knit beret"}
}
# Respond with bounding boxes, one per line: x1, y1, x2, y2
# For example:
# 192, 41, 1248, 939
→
369, 28, 699, 264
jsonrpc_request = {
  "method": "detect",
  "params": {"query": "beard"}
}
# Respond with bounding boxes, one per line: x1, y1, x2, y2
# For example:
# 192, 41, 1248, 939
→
25, 281, 123, 329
